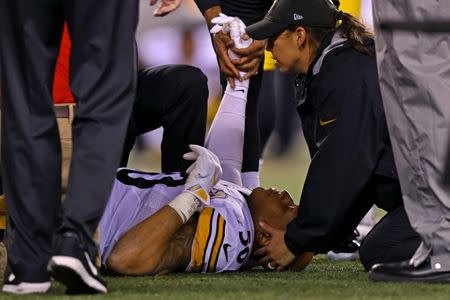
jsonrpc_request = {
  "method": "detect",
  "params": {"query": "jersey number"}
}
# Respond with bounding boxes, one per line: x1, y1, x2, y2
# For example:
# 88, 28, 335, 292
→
237, 231, 251, 264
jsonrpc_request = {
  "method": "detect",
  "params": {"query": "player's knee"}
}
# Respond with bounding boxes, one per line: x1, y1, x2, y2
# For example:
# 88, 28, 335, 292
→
179, 65, 208, 102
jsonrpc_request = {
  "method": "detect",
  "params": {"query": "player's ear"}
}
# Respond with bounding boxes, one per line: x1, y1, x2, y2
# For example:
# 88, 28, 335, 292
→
256, 231, 271, 246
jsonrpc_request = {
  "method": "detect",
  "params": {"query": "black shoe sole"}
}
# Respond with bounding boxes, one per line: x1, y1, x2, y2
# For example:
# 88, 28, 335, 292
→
48, 256, 107, 294
369, 270, 450, 284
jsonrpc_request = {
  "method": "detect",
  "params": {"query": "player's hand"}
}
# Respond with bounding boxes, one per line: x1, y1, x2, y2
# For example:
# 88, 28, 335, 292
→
254, 222, 296, 271
231, 36, 265, 80
149, 0, 182, 17
183, 145, 223, 204
213, 31, 242, 88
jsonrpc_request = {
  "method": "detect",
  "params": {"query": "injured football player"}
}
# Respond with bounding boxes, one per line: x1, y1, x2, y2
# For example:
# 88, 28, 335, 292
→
100, 155, 313, 275
98, 16, 313, 277
100, 151, 313, 275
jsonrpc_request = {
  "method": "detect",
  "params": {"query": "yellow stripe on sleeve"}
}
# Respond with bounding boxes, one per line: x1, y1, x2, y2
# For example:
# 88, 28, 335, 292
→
190, 208, 214, 272
207, 215, 226, 272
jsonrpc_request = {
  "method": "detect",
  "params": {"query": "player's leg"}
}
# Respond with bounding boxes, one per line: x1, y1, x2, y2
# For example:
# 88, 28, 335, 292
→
359, 205, 421, 271
47, 0, 139, 294
129, 65, 208, 173
257, 70, 276, 158
0, 0, 64, 293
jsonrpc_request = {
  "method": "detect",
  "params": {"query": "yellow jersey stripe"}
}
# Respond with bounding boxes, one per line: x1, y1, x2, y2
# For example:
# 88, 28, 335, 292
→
207, 214, 226, 272
190, 208, 214, 272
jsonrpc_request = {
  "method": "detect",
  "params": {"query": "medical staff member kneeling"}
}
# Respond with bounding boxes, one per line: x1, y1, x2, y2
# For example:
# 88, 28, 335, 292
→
247, 0, 421, 274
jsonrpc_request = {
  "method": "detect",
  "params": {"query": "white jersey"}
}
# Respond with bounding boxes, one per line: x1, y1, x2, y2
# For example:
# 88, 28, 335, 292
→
99, 168, 255, 273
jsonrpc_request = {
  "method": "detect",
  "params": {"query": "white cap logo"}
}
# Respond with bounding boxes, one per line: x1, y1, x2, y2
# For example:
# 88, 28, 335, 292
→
293, 13, 303, 21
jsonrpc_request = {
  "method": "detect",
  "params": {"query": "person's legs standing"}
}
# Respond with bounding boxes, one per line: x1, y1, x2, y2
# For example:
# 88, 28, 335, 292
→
371, 0, 450, 280
0, 0, 64, 293
47, 0, 139, 293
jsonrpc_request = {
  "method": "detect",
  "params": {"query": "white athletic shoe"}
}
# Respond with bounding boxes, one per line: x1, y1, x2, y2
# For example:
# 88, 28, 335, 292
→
327, 207, 378, 261
2, 272, 51, 295
48, 231, 107, 294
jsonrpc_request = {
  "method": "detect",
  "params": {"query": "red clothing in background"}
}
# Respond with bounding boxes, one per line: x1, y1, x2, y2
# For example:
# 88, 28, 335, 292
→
53, 24, 74, 104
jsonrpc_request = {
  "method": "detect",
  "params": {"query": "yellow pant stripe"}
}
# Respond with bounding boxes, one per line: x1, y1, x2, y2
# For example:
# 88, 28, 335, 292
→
190, 208, 214, 272
208, 215, 226, 272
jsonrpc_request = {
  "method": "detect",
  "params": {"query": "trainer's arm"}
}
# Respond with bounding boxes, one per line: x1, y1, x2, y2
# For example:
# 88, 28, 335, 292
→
107, 204, 195, 276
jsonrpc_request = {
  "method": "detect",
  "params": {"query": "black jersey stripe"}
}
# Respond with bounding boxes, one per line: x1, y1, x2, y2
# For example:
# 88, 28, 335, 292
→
201, 208, 216, 273
207, 212, 221, 272
212, 219, 226, 272
116, 169, 186, 189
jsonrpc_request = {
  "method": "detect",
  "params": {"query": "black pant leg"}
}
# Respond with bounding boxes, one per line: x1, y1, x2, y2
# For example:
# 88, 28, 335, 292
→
120, 116, 138, 167
0, 0, 64, 281
273, 70, 301, 154
359, 205, 421, 271
131, 65, 208, 173
258, 70, 276, 157
61, 0, 139, 250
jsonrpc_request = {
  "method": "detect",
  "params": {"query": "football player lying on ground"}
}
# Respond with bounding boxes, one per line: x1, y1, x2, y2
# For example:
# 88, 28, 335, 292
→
98, 16, 313, 275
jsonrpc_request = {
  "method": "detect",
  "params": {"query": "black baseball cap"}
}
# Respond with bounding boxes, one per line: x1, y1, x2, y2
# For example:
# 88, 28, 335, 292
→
246, 0, 339, 40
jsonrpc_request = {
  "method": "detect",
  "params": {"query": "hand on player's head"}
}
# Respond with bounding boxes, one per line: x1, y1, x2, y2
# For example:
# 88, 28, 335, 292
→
183, 145, 223, 204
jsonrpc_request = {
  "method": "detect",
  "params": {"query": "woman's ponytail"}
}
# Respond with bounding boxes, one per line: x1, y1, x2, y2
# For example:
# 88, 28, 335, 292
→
338, 12, 374, 56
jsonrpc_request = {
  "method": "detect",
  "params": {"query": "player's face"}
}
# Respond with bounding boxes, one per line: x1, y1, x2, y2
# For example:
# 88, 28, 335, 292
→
248, 187, 298, 233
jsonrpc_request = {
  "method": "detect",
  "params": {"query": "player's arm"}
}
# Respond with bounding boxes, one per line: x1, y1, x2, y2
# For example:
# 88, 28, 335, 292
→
106, 204, 195, 276
205, 17, 252, 186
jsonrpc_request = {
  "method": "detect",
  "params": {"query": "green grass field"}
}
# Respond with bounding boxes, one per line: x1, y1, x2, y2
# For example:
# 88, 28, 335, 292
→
4, 257, 450, 299
1, 140, 449, 299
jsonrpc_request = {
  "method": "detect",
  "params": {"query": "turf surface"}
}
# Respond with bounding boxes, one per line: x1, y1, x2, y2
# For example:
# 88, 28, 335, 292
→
3, 257, 450, 299
1, 141, 446, 299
